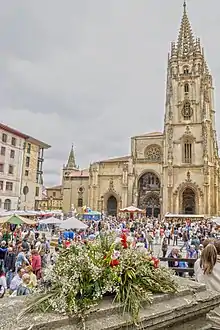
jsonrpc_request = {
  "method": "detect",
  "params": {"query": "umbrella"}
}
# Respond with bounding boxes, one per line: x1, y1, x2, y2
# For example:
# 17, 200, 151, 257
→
39, 217, 62, 225
0, 214, 36, 225
59, 216, 88, 230
120, 206, 144, 213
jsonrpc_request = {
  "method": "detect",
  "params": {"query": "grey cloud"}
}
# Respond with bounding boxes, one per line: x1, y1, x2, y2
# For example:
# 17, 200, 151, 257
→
1, 0, 220, 185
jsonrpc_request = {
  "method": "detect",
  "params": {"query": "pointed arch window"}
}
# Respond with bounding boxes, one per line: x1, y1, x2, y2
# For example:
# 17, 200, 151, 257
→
184, 83, 189, 94
183, 139, 192, 164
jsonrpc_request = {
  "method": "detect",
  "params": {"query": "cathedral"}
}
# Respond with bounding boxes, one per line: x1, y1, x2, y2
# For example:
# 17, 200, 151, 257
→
62, 2, 220, 218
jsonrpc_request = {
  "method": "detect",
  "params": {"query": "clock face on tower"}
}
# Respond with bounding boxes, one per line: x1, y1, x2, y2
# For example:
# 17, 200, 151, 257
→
182, 101, 193, 119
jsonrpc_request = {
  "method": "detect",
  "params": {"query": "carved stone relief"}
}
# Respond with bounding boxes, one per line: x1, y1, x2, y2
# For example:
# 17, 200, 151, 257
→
109, 178, 114, 191
186, 170, 191, 182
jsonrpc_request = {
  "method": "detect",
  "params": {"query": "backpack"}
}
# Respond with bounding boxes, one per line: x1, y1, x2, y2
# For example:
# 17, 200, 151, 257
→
17, 285, 31, 296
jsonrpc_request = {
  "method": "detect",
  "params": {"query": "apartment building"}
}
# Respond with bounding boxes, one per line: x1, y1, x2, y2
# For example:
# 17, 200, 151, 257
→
0, 124, 26, 210
20, 137, 51, 210
0, 123, 51, 211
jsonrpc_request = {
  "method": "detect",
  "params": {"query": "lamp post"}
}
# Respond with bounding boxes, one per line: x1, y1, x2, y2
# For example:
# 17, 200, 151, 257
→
135, 193, 139, 207
159, 196, 163, 220
50, 196, 53, 210
100, 196, 104, 213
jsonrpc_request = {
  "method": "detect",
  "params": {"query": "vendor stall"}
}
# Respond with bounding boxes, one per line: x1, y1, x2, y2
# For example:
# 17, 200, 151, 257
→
164, 213, 205, 224
119, 205, 145, 219
82, 211, 101, 221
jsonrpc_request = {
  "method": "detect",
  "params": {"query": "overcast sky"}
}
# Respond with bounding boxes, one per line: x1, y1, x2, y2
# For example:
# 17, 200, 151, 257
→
1, 0, 219, 186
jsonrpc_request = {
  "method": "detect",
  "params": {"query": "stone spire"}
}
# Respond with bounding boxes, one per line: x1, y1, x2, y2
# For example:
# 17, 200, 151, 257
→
66, 144, 76, 169
176, 1, 195, 56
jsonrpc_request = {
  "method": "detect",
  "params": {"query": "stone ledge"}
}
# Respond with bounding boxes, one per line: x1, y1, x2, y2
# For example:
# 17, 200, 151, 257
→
0, 278, 217, 330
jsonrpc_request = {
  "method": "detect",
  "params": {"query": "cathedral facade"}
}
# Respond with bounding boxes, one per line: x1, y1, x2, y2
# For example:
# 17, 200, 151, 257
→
62, 3, 220, 217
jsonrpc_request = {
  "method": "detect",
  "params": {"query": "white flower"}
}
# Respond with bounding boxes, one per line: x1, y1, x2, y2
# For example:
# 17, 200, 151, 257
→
115, 237, 121, 244
127, 236, 134, 243
112, 250, 120, 260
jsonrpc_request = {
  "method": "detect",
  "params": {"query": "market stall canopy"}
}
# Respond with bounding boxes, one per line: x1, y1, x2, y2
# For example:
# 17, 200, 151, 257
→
212, 217, 220, 225
38, 217, 62, 225
119, 206, 144, 213
59, 216, 88, 230
0, 210, 63, 217
0, 214, 36, 225
164, 213, 205, 218
82, 210, 101, 221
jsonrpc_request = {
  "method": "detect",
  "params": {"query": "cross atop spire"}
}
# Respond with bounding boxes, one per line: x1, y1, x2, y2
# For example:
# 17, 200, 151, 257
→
176, 0, 195, 56
66, 144, 77, 169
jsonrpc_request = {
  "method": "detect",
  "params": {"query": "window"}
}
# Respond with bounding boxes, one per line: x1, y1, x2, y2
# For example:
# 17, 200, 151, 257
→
0, 164, 4, 172
0, 181, 3, 190
182, 101, 192, 120
26, 156, 30, 167
78, 198, 83, 207
11, 137, 16, 146
2, 133, 7, 143
25, 170, 29, 176
4, 199, 11, 211
0, 146, 5, 156
183, 141, 192, 163
6, 182, 13, 191
35, 187, 39, 197
184, 83, 189, 93
8, 165, 14, 174
53, 191, 56, 197
10, 150, 15, 159
145, 145, 161, 162
183, 66, 189, 75
27, 143, 31, 153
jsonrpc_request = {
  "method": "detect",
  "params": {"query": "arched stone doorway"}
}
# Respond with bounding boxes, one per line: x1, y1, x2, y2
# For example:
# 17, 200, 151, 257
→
182, 188, 196, 214
138, 172, 160, 217
107, 196, 117, 215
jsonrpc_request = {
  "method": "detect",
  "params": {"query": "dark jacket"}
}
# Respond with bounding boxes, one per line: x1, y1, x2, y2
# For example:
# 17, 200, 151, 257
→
4, 252, 16, 272
0, 248, 8, 260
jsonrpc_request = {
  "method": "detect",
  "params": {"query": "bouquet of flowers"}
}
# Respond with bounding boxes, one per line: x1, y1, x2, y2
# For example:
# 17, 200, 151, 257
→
22, 233, 177, 325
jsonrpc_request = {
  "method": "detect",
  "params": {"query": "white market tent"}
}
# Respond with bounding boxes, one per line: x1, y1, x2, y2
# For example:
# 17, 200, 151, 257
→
39, 217, 62, 225
120, 206, 144, 213
212, 217, 220, 226
0, 210, 63, 217
164, 213, 205, 218
59, 216, 88, 230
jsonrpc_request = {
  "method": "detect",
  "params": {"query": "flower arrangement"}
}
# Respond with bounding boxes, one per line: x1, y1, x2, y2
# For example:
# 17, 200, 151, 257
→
21, 233, 177, 325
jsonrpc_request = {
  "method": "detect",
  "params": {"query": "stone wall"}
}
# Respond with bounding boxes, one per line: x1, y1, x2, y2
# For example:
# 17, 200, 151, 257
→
1, 278, 219, 330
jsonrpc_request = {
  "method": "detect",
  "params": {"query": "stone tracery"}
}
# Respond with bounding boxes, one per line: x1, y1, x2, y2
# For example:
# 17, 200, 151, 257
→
145, 145, 161, 162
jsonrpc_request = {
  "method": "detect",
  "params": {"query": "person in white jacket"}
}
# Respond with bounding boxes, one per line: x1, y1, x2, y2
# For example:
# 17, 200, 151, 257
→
194, 240, 220, 329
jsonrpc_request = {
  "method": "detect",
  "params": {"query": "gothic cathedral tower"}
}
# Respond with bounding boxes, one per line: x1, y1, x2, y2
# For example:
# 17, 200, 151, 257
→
163, 1, 220, 216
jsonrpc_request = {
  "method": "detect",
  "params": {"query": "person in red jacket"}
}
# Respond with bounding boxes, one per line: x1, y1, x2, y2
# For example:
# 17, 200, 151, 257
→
31, 249, 42, 280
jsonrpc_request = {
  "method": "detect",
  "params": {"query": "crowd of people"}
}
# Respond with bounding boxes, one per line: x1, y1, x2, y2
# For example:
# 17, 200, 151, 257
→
0, 226, 57, 298
0, 216, 219, 300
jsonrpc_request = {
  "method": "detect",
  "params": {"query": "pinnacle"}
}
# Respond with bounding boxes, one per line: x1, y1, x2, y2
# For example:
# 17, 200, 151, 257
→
66, 144, 76, 169
176, 1, 195, 56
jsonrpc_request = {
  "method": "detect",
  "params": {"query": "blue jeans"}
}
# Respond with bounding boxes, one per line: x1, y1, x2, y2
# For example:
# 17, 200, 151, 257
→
6, 270, 14, 288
